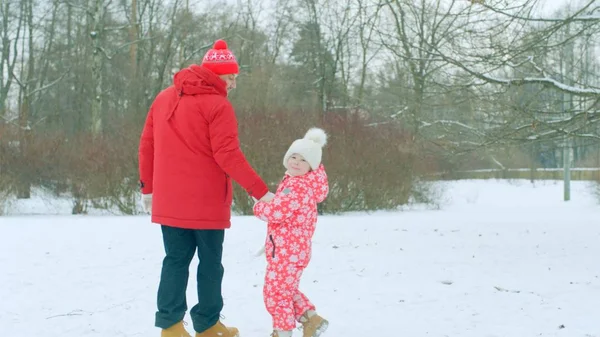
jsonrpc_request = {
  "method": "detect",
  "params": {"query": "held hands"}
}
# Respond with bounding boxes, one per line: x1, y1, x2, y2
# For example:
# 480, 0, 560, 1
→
259, 191, 275, 203
252, 191, 275, 204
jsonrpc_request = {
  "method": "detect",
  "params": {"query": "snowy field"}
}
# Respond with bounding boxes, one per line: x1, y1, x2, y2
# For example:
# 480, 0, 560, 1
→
1, 179, 600, 337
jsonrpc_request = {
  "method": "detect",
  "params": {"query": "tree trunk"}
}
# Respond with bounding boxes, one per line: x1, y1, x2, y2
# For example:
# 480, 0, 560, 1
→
89, 0, 104, 136
17, 0, 35, 199
129, 0, 138, 79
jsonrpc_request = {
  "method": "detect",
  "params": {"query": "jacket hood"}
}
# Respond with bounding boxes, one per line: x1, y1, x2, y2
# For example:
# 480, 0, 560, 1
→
309, 164, 329, 203
290, 164, 328, 204
173, 64, 228, 97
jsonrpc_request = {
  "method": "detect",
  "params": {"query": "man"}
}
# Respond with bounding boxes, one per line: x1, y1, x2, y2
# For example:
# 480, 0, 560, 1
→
138, 39, 274, 337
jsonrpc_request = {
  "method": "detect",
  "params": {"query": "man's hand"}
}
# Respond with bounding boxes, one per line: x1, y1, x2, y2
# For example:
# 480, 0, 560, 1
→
259, 191, 275, 203
141, 193, 152, 213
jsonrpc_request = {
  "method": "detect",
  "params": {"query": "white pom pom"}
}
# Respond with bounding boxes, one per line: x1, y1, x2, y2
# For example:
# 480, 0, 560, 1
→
304, 127, 327, 147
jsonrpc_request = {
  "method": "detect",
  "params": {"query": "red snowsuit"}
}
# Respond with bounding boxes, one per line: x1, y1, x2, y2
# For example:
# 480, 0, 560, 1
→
138, 65, 268, 229
253, 165, 329, 331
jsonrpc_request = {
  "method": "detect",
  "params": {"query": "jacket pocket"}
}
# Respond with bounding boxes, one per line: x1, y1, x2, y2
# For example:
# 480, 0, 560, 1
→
269, 235, 276, 258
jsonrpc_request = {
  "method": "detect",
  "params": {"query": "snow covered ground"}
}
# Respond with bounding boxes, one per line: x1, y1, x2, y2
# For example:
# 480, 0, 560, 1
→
1, 179, 599, 337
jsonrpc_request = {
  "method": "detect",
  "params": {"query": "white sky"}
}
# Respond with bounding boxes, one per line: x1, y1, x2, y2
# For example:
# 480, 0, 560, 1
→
537, 0, 579, 15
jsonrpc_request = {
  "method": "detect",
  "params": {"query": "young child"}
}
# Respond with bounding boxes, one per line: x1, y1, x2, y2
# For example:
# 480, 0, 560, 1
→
253, 128, 330, 337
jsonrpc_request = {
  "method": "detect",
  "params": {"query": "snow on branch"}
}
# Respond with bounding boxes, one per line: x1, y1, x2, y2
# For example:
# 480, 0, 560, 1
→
489, 75, 599, 97
510, 109, 600, 142
420, 119, 486, 136
444, 56, 600, 97
525, 128, 600, 141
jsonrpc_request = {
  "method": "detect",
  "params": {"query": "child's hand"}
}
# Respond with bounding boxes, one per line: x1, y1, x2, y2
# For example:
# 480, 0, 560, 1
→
259, 191, 276, 203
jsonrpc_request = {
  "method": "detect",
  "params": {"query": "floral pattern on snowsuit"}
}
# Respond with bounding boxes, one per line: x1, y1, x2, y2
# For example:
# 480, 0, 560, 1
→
253, 164, 329, 331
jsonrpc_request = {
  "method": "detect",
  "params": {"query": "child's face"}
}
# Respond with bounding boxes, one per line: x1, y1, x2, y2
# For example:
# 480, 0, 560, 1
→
287, 154, 311, 176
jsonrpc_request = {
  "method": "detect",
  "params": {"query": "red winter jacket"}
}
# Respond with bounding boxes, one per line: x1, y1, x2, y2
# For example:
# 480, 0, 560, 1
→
138, 65, 269, 229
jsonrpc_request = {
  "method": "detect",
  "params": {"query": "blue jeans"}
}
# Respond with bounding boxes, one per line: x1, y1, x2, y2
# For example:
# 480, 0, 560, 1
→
155, 225, 225, 333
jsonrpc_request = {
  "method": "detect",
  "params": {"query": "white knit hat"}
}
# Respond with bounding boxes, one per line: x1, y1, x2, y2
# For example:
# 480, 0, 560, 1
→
283, 128, 328, 170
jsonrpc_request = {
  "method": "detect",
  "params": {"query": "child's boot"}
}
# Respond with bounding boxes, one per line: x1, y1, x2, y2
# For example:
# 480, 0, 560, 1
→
299, 310, 328, 337
195, 321, 239, 337
271, 330, 293, 337
161, 321, 192, 337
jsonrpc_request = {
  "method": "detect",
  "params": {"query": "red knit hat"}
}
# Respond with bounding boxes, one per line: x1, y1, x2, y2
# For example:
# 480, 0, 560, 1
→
201, 39, 239, 75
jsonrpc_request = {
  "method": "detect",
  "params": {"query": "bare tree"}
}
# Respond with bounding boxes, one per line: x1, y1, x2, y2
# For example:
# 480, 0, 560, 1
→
356, 0, 383, 105
0, 0, 23, 117
128, 0, 139, 79
288, 0, 363, 116
87, 0, 106, 136
15, 0, 34, 198
433, 0, 600, 144
374, 0, 493, 148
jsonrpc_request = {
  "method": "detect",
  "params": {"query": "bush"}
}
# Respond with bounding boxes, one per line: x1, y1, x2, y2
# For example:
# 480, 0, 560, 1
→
0, 174, 15, 215
232, 108, 441, 214
56, 119, 142, 214
0, 108, 443, 215
0, 118, 142, 214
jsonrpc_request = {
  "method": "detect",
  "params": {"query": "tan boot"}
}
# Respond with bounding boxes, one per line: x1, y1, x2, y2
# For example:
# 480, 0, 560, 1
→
161, 321, 192, 337
195, 321, 239, 337
300, 312, 328, 337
